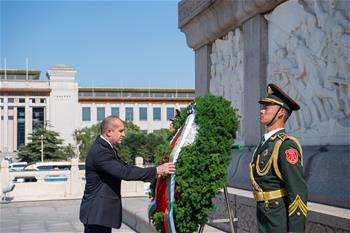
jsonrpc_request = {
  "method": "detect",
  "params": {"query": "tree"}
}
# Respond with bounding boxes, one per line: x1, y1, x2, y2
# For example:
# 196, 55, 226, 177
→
61, 143, 76, 160
118, 132, 146, 164
143, 129, 170, 164
118, 125, 169, 164
17, 126, 65, 163
73, 123, 100, 161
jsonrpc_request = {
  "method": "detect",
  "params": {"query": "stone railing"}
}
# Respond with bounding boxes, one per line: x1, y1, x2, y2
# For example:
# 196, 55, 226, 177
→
0, 157, 146, 202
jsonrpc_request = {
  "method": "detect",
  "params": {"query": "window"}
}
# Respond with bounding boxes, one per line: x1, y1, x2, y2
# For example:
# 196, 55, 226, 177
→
19, 98, 25, 103
82, 107, 91, 121
30, 98, 36, 103
167, 107, 175, 120
139, 107, 147, 121
40, 98, 46, 103
17, 107, 25, 148
97, 107, 105, 121
32, 107, 44, 128
125, 107, 134, 121
8, 98, 14, 103
153, 107, 161, 121
111, 107, 119, 116
180, 107, 186, 112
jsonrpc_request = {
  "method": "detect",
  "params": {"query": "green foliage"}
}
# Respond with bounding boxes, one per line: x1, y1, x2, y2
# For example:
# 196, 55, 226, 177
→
118, 127, 171, 164
153, 212, 166, 233
17, 127, 65, 163
150, 94, 240, 233
61, 143, 76, 160
124, 121, 141, 134
118, 132, 146, 163
74, 123, 100, 161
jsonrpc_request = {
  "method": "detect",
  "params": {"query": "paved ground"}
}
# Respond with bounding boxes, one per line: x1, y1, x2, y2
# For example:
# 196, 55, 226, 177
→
0, 199, 135, 233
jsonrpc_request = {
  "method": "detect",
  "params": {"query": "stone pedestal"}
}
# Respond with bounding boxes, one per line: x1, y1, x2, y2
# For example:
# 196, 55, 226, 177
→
1, 160, 10, 189
70, 158, 80, 195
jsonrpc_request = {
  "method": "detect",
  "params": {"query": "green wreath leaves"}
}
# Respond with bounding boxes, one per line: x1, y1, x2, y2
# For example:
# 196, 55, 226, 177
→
151, 94, 240, 233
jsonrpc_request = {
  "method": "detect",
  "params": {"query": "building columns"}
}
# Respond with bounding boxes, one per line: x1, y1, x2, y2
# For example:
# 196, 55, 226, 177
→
3, 98, 8, 152
195, 44, 211, 96
242, 14, 268, 146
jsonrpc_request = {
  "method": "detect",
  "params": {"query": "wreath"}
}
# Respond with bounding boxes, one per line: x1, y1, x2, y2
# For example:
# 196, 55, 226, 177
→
149, 94, 240, 233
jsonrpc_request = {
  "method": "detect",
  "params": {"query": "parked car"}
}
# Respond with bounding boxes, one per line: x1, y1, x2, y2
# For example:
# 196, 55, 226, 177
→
9, 162, 28, 171
23, 161, 85, 171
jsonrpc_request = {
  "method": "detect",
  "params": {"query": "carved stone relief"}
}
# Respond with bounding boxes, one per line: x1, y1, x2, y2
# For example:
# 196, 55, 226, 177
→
209, 28, 244, 142
266, 0, 350, 145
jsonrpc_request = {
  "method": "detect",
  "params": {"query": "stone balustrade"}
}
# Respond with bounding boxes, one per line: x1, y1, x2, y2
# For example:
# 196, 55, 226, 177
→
1, 157, 146, 202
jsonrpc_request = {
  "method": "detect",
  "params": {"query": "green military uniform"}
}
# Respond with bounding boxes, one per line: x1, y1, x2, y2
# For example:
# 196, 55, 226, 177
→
250, 84, 308, 233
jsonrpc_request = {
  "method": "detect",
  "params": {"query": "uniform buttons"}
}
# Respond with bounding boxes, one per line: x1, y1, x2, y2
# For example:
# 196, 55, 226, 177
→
260, 161, 264, 164
264, 201, 269, 209
275, 201, 279, 205
297, 212, 301, 216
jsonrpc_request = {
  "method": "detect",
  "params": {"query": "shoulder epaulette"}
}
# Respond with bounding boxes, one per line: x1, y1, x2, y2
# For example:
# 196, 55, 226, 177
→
270, 132, 288, 141
277, 132, 288, 141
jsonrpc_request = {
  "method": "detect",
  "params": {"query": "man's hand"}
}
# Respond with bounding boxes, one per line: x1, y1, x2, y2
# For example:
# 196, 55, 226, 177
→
156, 162, 176, 176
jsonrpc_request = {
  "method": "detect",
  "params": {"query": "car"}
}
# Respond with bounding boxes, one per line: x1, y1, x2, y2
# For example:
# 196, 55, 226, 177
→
9, 162, 28, 171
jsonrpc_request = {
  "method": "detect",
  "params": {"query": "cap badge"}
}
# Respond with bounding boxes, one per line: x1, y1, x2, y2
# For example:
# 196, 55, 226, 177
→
267, 86, 273, 94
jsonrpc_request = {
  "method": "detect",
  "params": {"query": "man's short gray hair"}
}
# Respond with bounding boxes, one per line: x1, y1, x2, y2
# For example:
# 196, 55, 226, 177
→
100, 115, 122, 134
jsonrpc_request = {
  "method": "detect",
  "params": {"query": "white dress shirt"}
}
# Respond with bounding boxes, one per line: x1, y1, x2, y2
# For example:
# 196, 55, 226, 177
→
100, 135, 114, 149
262, 128, 284, 146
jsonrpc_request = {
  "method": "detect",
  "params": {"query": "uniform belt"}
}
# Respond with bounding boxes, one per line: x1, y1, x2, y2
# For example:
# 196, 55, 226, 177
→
253, 188, 288, 202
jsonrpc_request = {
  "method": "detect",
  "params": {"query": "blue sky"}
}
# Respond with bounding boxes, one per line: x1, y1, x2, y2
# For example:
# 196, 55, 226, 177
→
0, 0, 194, 88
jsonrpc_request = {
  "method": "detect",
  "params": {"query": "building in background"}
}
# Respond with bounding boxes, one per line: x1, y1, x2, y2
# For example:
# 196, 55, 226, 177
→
0, 64, 194, 154
79, 87, 193, 132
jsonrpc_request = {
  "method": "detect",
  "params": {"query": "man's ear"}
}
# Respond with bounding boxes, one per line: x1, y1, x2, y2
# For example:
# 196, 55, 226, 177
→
280, 108, 289, 120
105, 129, 112, 137
278, 108, 285, 119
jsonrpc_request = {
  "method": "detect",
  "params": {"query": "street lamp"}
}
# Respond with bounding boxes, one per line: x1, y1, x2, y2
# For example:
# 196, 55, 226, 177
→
40, 134, 44, 162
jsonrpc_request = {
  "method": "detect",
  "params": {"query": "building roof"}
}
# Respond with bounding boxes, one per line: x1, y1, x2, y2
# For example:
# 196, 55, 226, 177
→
0, 69, 41, 80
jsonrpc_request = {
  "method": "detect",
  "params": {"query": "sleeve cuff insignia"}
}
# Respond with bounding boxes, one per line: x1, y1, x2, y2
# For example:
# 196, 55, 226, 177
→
289, 195, 307, 217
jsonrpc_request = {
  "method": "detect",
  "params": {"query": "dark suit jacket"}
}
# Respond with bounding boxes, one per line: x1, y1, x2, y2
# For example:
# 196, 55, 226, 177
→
79, 136, 156, 229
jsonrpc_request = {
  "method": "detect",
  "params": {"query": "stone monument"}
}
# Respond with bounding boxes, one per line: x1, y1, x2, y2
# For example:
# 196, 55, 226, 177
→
179, 0, 350, 232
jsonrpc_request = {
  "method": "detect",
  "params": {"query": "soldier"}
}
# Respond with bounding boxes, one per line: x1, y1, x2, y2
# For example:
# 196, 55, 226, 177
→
250, 83, 308, 233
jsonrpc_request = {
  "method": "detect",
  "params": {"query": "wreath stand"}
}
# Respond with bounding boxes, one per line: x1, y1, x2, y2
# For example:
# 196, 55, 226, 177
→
198, 186, 237, 233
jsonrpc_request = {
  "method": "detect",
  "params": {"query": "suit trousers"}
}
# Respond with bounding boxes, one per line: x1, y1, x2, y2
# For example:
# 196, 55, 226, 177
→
84, 224, 112, 233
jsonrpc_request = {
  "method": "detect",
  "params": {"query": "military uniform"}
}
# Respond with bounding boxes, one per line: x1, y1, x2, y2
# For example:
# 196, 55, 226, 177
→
250, 84, 308, 233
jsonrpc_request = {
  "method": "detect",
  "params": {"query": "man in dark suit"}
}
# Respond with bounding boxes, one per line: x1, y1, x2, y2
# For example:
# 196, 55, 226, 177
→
80, 115, 175, 233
